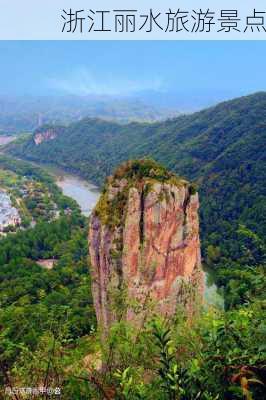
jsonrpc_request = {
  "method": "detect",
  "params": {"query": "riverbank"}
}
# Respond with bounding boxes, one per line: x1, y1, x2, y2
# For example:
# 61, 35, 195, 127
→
3, 154, 223, 308
56, 173, 99, 217
5, 158, 100, 217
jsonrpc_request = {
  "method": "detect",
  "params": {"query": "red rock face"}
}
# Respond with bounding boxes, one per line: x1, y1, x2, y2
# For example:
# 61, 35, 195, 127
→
34, 129, 58, 145
89, 178, 203, 332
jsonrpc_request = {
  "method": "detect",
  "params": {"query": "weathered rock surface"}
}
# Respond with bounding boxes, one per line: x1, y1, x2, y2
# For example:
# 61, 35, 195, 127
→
34, 128, 59, 145
89, 160, 203, 332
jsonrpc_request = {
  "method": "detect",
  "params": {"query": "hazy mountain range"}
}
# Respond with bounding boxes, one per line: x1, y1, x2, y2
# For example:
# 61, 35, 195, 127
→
0, 89, 247, 134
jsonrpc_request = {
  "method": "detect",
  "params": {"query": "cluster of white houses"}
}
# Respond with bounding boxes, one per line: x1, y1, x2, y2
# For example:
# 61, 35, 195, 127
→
0, 190, 21, 232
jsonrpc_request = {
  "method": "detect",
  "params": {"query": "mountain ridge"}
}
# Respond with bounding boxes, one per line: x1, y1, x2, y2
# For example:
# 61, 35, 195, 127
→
8, 92, 266, 180
6, 92, 266, 269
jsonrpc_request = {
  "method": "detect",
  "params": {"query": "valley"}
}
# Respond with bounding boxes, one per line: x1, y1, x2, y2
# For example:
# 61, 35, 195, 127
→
0, 36, 265, 400
0, 92, 265, 399
7, 93, 266, 291
2, 157, 222, 308
54, 170, 99, 216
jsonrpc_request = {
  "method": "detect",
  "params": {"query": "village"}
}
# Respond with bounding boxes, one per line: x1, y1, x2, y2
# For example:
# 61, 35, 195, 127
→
0, 189, 21, 233
0, 169, 60, 236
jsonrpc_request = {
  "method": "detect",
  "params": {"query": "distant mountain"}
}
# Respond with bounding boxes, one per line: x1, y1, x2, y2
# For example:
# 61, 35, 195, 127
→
7, 92, 266, 268
0, 89, 247, 134
0, 95, 179, 134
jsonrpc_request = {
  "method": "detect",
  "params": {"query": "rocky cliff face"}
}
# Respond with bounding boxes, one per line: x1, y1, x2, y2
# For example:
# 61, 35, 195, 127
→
34, 128, 58, 145
89, 160, 203, 332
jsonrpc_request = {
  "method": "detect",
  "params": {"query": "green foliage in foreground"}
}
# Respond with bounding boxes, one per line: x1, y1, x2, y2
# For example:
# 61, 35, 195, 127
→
0, 140, 265, 398
0, 216, 96, 359
0, 188, 264, 399
2, 302, 265, 400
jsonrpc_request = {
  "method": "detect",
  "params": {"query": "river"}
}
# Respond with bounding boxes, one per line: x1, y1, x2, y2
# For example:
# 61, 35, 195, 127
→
51, 167, 223, 309
55, 172, 99, 216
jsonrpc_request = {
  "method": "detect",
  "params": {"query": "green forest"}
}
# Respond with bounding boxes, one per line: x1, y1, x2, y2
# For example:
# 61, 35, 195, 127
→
1, 93, 265, 399
7, 92, 266, 298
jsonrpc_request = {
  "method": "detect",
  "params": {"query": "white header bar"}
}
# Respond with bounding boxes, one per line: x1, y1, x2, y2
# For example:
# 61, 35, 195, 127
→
0, 0, 265, 40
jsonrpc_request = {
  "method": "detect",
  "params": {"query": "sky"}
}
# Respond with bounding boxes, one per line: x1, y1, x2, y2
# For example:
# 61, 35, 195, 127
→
0, 41, 265, 99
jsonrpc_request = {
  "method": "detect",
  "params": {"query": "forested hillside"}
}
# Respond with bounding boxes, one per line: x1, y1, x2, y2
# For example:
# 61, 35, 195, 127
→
0, 158, 264, 400
8, 92, 265, 182
8, 92, 266, 295
2, 90, 266, 397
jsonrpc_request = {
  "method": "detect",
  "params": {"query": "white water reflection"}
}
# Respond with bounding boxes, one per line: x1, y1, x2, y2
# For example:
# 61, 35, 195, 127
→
55, 173, 100, 216
204, 267, 224, 309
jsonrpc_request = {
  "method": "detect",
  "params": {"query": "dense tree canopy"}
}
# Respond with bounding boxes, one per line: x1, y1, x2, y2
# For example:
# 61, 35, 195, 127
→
1, 93, 266, 399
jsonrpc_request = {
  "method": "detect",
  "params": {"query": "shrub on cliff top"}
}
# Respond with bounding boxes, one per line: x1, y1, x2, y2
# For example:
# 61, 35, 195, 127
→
112, 158, 175, 183
94, 159, 196, 230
